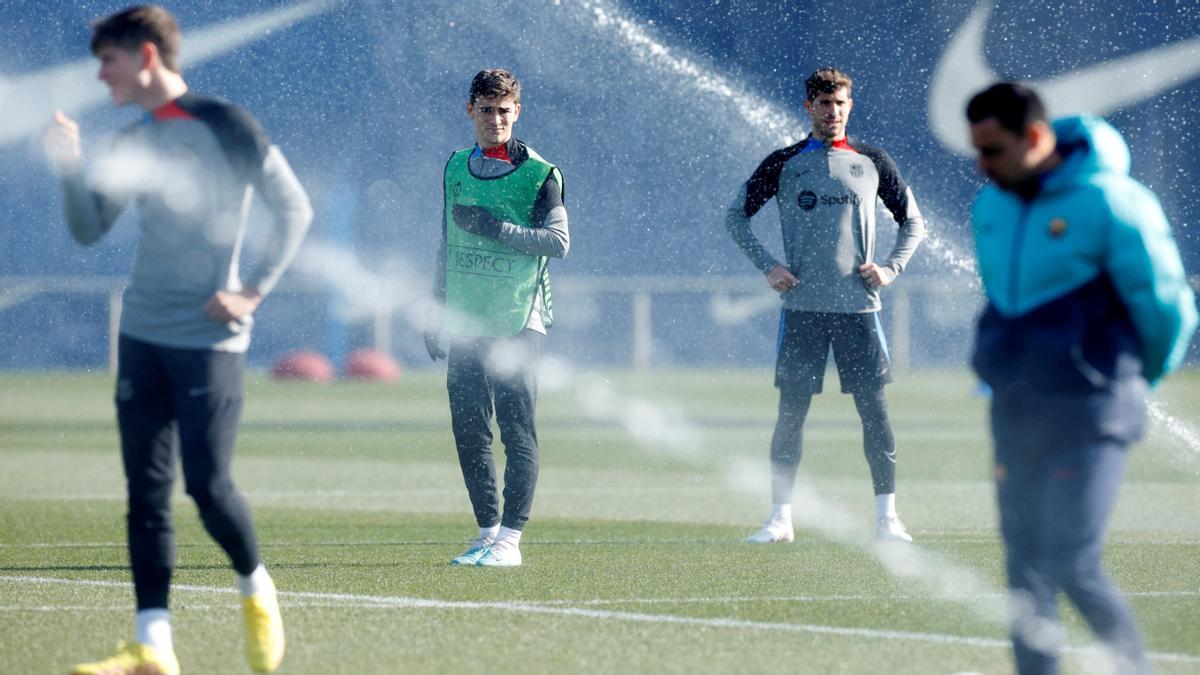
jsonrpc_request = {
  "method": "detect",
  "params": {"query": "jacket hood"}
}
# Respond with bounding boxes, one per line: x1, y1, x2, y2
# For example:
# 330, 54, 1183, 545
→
1044, 115, 1131, 191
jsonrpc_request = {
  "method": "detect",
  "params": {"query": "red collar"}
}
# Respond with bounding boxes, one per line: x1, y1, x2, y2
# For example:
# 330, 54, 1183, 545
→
481, 143, 512, 163
152, 100, 194, 122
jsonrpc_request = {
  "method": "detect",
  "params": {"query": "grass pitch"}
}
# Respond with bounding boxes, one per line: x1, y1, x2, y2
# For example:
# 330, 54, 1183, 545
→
1, 368, 1198, 674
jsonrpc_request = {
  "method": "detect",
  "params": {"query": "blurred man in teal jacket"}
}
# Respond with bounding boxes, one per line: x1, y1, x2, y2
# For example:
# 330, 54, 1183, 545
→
966, 82, 1196, 675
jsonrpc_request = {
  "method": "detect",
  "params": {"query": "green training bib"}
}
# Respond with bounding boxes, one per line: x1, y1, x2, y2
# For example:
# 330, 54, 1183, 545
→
443, 145, 559, 337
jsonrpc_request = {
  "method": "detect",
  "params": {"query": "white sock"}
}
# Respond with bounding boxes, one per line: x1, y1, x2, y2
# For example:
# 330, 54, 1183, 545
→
136, 608, 173, 654
495, 526, 522, 546
480, 525, 500, 542
770, 503, 792, 524
876, 493, 897, 520
236, 564, 274, 597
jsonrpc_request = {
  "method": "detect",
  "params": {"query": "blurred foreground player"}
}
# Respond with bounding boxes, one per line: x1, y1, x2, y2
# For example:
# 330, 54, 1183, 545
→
45, 6, 312, 673
966, 82, 1196, 675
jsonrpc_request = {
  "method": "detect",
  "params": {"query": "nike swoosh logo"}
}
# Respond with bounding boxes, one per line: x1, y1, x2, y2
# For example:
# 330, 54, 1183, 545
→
929, 1, 1200, 156
0, 0, 338, 147
709, 292, 780, 324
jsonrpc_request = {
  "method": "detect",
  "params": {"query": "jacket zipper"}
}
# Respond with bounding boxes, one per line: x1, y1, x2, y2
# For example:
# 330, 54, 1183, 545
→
1009, 202, 1030, 310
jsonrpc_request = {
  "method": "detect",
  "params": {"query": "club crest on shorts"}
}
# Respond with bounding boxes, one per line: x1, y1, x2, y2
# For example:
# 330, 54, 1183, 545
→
1048, 217, 1068, 237
452, 181, 462, 198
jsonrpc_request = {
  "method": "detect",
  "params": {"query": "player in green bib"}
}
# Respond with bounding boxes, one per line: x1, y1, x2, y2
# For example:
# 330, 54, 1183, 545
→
425, 69, 569, 567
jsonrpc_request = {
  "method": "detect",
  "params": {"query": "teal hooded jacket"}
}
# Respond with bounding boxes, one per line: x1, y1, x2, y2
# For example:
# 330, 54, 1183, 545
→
971, 115, 1196, 390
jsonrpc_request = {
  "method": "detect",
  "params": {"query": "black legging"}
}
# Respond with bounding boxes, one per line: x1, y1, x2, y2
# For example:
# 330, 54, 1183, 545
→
117, 336, 261, 610
769, 384, 896, 503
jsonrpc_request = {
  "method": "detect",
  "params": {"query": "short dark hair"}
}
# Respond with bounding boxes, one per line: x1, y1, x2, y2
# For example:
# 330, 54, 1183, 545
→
90, 5, 182, 73
469, 69, 521, 105
805, 68, 852, 101
966, 82, 1047, 134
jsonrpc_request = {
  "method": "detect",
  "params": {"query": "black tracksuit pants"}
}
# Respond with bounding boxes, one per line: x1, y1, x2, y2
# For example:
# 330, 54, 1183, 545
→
116, 335, 261, 610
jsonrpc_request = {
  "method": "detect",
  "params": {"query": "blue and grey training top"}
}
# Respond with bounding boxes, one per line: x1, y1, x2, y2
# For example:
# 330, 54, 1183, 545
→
61, 92, 313, 353
726, 135, 925, 313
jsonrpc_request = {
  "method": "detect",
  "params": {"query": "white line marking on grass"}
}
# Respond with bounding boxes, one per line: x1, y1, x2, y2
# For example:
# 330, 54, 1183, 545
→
3, 534, 1198, 548
6, 495, 124, 502
8, 574, 1196, 604
0, 537, 826, 548
0, 543, 127, 548
529, 590, 1200, 606
915, 532, 1200, 546
243, 490, 460, 498
0, 576, 237, 595
0, 540, 454, 549
0, 605, 235, 612
3, 575, 1198, 664
287, 589, 1019, 649
0, 605, 131, 611
532, 593, 1008, 606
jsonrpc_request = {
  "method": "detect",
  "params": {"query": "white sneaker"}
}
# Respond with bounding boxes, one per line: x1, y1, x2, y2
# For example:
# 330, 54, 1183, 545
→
476, 538, 522, 567
746, 518, 794, 543
875, 515, 913, 543
451, 535, 495, 566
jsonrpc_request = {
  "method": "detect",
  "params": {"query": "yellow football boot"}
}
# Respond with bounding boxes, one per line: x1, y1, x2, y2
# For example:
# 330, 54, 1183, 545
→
242, 582, 285, 672
71, 641, 179, 675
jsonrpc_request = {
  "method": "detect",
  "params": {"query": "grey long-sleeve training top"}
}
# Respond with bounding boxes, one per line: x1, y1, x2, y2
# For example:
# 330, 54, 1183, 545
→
62, 92, 313, 353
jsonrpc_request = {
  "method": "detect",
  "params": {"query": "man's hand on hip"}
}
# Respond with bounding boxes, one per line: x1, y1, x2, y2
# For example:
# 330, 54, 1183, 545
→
204, 288, 262, 323
858, 263, 897, 289
767, 265, 799, 294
